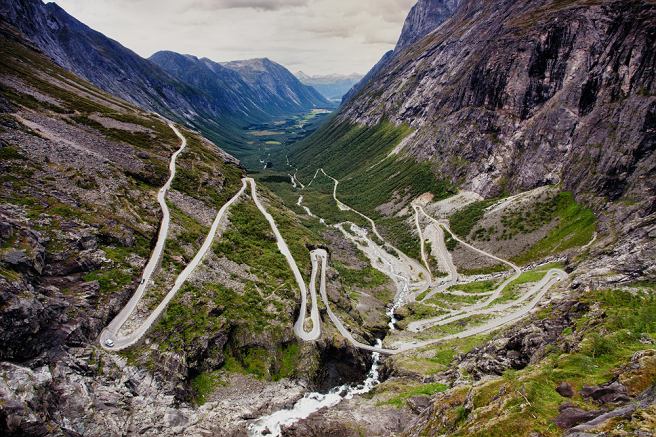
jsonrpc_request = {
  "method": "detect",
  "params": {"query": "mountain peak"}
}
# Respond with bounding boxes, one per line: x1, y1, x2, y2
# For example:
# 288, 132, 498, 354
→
395, 0, 462, 51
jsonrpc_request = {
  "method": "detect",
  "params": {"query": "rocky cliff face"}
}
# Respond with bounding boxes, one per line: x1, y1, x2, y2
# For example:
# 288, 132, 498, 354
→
394, 0, 462, 51
343, 0, 461, 103
342, 50, 395, 103
343, 0, 655, 204
338, 0, 656, 282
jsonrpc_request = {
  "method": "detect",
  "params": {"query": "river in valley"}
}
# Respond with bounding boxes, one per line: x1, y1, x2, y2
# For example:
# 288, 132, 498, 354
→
247, 340, 383, 436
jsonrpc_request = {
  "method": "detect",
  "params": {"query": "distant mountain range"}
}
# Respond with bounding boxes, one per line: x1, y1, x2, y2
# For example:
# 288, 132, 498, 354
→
0, 0, 331, 155
296, 71, 363, 102
149, 52, 329, 121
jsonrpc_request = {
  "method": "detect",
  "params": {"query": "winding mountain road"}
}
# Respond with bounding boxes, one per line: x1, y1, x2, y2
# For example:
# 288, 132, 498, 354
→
404, 206, 569, 335
246, 178, 320, 341
300, 170, 567, 354
100, 122, 187, 350
100, 134, 568, 357
100, 168, 247, 350
412, 204, 459, 301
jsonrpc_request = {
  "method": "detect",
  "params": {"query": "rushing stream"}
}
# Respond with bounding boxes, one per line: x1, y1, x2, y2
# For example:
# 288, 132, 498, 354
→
247, 340, 383, 436
246, 168, 412, 436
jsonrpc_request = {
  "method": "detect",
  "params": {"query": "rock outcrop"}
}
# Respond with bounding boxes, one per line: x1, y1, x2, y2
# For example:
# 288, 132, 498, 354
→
394, 0, 462, 51
344, 0, 461, 103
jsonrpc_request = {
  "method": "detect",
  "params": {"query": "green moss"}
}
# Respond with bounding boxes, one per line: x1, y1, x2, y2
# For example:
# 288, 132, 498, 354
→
334, 261, 389, 289
83, 268, 133, 294
214, 200, 297, 295
155, 284, 227, 352
402, 303, 449, 323
432, 348, 457, 366
0, 145, 25, 160
383, 382, 448, 408
513, 192, 596, 264
232, 347, 271, 379
496, 269, 549, 303
449, 199, 498, 239
191, 371, 225, 405
426, 292, 487, 307
416, 289, 430, 301
276, 342, 300, 380
0, 266, 21, 282
222, 342, 300, 381
443, 228, 459, 252
450, 279, 498, 293
171, 135, 244, 206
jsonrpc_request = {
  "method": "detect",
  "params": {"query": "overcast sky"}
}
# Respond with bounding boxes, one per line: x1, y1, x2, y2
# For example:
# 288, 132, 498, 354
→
47, 0, 415, 76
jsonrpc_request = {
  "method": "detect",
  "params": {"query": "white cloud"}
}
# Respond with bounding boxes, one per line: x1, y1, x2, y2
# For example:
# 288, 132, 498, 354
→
47, 0, 416, 75
186, 0, 309, 11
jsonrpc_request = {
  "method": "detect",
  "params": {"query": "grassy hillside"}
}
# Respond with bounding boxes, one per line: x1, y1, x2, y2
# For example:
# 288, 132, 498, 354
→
291, 120, 454, 211
410, 284, 656, 436
287, 119, 455, 259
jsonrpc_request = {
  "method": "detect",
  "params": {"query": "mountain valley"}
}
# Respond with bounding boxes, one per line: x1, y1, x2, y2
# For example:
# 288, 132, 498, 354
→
295, 72, 363, 103
0, 0, 655, 436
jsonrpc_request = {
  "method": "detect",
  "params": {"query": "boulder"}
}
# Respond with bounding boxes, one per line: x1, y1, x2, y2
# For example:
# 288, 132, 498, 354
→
580, 382, 630, 404
0, 220, 13, 241
555, 404, 604, 429
2, 249, 31, 271
556, 382, 575, 398
77, 233, 98, 251
407, 395, 432, 414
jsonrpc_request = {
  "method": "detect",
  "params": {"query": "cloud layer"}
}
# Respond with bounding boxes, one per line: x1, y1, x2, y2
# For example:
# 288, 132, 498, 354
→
186, 0, 309, 11
47, 0, 416, 75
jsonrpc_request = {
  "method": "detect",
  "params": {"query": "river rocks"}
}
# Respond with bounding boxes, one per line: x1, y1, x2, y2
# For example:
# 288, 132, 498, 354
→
282, 398, 413, 437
